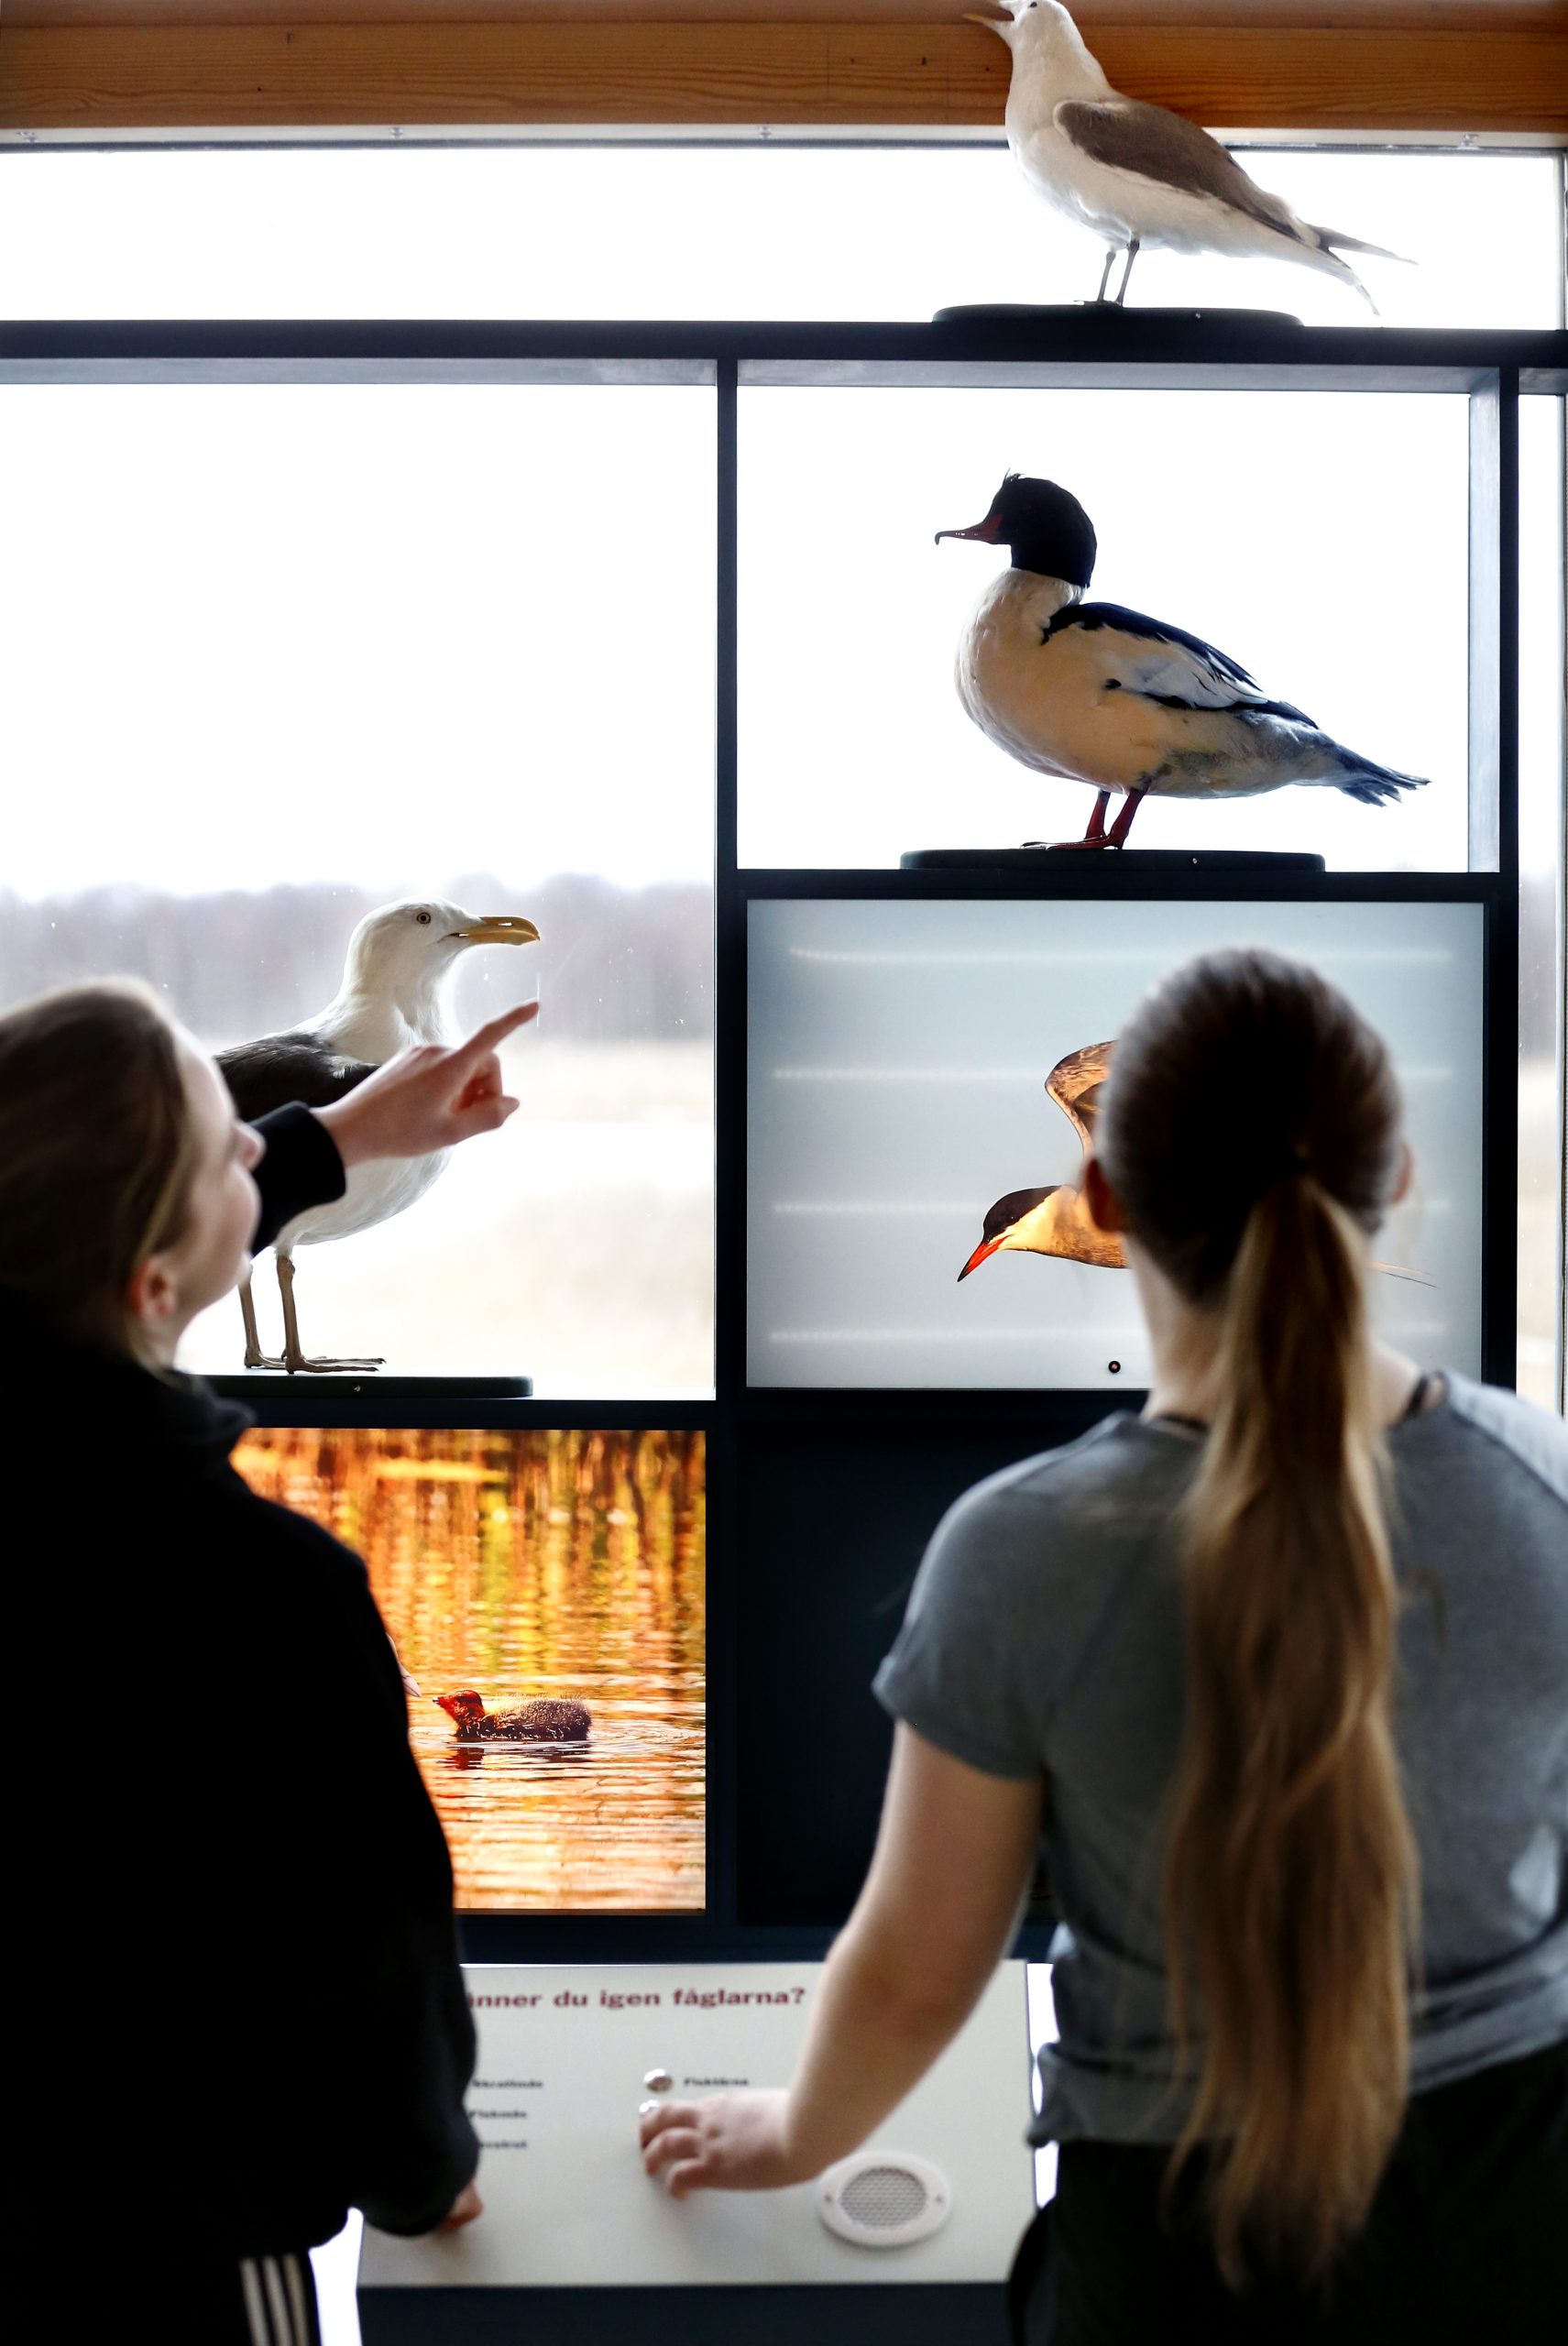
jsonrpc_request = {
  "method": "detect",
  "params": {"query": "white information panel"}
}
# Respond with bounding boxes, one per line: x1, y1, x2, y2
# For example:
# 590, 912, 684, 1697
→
361, 1962, 1034, 2290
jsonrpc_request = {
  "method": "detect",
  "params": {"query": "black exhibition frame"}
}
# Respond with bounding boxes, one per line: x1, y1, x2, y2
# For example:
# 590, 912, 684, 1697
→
5, 312, 1562, 1978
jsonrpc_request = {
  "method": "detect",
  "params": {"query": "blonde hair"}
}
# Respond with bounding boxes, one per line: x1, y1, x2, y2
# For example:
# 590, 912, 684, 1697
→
1098, 949, 1417, 2286
0, 980, 201, 1353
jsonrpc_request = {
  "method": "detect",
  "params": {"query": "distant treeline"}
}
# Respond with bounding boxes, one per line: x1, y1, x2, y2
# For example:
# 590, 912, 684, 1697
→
0, 873, 713, 1046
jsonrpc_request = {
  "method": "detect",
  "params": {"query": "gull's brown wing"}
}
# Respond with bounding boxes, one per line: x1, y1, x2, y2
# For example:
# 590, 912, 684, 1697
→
1053, 97, 1305, 245
1046, 1040, 1115, 1157
216, 1032, 379, 1123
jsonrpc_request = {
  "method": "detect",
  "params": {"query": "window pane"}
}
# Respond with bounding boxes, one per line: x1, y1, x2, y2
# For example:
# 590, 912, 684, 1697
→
748, 897, 1485, 1390
1519, 395, 1566, 1414
1, 148, 1559, 331
740, 387, 1469, 871
0, 381, 715, 1393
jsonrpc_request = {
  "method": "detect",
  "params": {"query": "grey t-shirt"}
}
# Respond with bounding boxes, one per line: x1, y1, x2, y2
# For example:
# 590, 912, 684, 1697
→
873, 1373, 1568, 2145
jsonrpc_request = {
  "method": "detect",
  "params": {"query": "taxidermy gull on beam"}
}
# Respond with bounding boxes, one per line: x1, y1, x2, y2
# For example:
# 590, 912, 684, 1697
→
969, 0, 1405, 308
218, 897, 539, 1373
938, 474, 1427, 849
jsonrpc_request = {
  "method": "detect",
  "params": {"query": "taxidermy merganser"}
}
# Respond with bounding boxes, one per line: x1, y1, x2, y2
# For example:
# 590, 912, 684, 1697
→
938, 475, 1427, 850
218, 898, 539, 1373
959, 1042, 1122, 1277
969, 1, 1405, 308
433, 1689, 592, 1741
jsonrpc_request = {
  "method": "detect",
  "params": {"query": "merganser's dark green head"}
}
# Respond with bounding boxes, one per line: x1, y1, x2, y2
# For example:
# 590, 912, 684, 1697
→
936, 476, 1097, 588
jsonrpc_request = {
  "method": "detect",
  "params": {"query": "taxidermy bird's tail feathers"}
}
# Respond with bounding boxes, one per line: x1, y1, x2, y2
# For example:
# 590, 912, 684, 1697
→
1328, 745, 1429, 806
1310, 224, 1413, 265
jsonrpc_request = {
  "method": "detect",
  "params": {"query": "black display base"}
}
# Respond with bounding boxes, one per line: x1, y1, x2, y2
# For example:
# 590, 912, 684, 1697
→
932, 301, 1305, 331
210, 1372, 533, 1401
900, 847, 1327, 872
359, 2283, 1007, 2345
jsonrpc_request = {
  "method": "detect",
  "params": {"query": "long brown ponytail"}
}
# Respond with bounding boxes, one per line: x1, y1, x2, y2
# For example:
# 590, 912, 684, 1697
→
1097, 949, 1417, 2285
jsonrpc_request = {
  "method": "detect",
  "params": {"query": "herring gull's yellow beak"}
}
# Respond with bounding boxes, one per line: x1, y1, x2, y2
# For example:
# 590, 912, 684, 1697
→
450, 916, 541, 946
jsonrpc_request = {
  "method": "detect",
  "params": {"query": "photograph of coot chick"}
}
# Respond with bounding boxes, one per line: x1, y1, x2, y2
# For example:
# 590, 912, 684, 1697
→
232, 1426, 705, 1911
433, 1690, 592, 1741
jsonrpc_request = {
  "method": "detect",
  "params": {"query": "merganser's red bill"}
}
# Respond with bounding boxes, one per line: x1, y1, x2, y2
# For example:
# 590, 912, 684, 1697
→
935, 512, 1005, 546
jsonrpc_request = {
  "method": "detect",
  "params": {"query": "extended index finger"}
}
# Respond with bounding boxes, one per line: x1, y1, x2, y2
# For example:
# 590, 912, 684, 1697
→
450, 1002, 540, 1066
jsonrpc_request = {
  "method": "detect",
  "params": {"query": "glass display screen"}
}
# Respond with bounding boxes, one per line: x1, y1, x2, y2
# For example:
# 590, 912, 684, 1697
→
234, 1427, 706, 1913
749, 897, 1485, 1390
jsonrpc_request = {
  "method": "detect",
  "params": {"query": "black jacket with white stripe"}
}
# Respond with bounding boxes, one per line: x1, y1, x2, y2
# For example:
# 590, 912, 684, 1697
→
12, 1106, 478, 2258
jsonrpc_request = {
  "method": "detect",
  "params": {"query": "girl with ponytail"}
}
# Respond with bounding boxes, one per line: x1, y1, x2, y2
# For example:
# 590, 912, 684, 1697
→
641, 948, 1568, 2341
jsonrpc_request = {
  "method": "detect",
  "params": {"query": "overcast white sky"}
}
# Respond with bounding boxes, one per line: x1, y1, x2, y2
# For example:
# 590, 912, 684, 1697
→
0, 146, 1560, 899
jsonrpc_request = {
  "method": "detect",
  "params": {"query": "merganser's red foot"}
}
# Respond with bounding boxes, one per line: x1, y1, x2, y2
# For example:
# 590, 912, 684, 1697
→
1023, 786, 1141, 850
1023, 833, 1121, 851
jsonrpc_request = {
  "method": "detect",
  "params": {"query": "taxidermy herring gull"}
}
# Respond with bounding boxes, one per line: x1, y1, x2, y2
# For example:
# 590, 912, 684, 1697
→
969, 1, 1405, 308
218, 897, 539, 1373
938, 474, 1427, 850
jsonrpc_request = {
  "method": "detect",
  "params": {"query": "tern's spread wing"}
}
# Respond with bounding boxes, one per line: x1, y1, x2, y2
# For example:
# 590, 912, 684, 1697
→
1046, 602, 1316, 725
1047, 1041, 1115, 1156
216, 1032, 378, 1123
1053, 98, 1303, 244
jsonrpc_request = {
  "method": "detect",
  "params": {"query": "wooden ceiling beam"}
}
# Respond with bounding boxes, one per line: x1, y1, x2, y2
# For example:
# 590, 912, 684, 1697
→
2, 18, 1563, 137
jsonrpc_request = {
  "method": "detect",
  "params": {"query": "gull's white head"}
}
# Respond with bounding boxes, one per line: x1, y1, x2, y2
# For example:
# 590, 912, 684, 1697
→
965, 2, 1068, 38
965, 2, 1100, 72
340, 897, 540, 1017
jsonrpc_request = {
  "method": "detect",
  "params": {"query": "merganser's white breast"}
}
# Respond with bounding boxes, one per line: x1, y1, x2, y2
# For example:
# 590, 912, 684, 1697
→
957, 568, 1090, 777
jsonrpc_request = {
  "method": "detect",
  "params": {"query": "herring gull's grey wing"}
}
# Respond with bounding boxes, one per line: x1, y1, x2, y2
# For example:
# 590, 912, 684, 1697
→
1046, 1041, 1115, 1156
216, 1032, 380, 1123
1053, 98, 1306, 245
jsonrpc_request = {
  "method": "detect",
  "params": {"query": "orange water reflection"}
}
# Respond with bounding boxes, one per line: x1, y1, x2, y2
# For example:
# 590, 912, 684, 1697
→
233, 1428, 705, 1913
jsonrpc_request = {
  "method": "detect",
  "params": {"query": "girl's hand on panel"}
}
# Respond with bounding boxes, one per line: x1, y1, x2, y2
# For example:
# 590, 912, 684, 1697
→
316, 1003, 538, 1168
433, 2179, 484, 2233
640, 2088, 804, 2198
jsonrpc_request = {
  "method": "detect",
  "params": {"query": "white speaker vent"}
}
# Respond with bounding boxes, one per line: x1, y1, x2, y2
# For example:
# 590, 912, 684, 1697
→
817, 2151, 951, 2248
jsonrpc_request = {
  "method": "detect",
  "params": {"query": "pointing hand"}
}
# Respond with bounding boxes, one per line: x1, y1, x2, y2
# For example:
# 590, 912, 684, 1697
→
313, 1003, 538, 1168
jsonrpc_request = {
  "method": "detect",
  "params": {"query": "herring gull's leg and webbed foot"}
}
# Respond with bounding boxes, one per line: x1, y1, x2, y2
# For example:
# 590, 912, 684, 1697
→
1094, 245, 1120, 304
276, 1252, 385, 1376
1113, 237, 1141, 305
239, 1273, 284, 1370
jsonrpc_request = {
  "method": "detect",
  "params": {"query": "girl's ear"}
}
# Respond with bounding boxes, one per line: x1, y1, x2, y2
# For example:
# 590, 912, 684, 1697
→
126, 1253, 180, 1335
1084, 1154, 1127, 1234
1391, 1141, 1414, 1207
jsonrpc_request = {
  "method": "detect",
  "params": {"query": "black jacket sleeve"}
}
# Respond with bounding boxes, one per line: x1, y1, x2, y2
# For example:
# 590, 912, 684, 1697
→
250, 1105, 348, 1253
